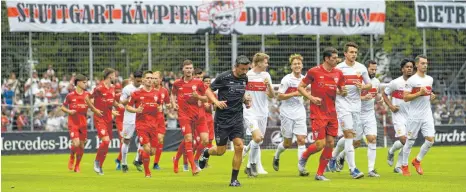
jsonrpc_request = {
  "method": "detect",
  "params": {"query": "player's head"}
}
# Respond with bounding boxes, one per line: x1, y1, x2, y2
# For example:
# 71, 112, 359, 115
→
133, 70, 144, 88
208, 1, 241, 34
344, 42, 359, 63
182, 60, 194, 78
289, 54, 303, 74
415, 55, 428, 73
194, 68, 204, 79
143, 71, 154, 87
203, 75, 211, 88
103, 68, 116, 83
74, 74, 88, 90
234, 55, 251, 78
365, 60, 377, 79
252, 52, 270, 71
122, 78, 130, 88
152, 71, 162, 86
400, 58, 415, 77
322, 47, 339, 67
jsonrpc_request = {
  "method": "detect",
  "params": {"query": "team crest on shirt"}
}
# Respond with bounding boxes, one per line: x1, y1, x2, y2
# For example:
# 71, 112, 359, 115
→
161, 94, 165, 99
334, 78, 339, 83
192, 85, 197, 91
154, 96, 158, 102
181, 126, 185, 133
139, 136, 143, 142
71, 132, 74, 137
100, 129, 106, 135
355, 70, 361, 77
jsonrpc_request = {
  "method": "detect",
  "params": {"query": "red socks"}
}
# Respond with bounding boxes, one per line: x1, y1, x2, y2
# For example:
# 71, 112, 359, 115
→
301, 144, 320, 160
317, 147, 333, 176
154, 143, 163, 164
194, 143, 205, 161
96, 140, 110, 167
75, 147, 84, 167
184, 141, 196, 171
141, 150, 151, 175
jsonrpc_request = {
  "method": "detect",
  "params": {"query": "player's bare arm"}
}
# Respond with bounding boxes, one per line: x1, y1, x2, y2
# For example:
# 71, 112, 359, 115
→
403, 87, 427, 102
243, 94, 252, 108
206, 88, 227, 109
126, 103, 144, 113
336, 86, 348, 97
264, 78, 275, 98
61, 105, 76, 115
170, 92, 178, 110
277, 90, 300, 101
192, 90, 208, 102
298, 81, 321, 105
85, 95, 103, 116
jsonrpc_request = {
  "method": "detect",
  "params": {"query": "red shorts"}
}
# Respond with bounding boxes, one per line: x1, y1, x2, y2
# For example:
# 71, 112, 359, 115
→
137, 129, 158, 147
156, 115, 166, 135
179, 115, 208, 136
69, 115, 87, 141
206, 117, 214, 140
94, 117, 113, 139
311, 118, 338, 140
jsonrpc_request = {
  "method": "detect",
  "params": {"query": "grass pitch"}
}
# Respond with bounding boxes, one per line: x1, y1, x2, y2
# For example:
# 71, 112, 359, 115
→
2, 146, 466, 192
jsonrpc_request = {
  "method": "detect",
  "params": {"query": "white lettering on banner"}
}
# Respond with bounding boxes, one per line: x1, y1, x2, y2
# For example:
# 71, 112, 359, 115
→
25, 140, 33, 150
435, 130, 466, 143
415, 2, 466, 29
58, 136, 70, 150
1, 137, 57, 151
6, 0, 385, 35
85, 139, 92, 149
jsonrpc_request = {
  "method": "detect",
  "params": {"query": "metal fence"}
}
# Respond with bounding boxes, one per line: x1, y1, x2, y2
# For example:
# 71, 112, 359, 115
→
1, 1, 465, 147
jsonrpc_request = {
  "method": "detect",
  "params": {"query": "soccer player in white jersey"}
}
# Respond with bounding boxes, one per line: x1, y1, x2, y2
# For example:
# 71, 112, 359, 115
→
332, 42, 372, 179
119, 71, 143, 172
383, 58, 414, 173
243, 52, 275, 177
272, 54, 307, 172
357, 60, 381, 177
401, 55, 436, 176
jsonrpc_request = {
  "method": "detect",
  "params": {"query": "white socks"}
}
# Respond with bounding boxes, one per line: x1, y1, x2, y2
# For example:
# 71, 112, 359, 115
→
345, 138, 356, 172
389, 140, 404, 154
121, 142, 130, 165
402, 139, 415, 166
416, 140, 434, 161
395, 148, 403, 168
274, 142, 286, 159
297, 145, 306, 160
248, 140, 260, 166
367, 143, 377, 172
333, 138, 345, 158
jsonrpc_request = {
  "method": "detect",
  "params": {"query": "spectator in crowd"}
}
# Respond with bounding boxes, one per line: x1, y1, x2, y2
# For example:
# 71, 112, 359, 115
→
1, 111, 10, 132
433, 107, 442, 125
40, 73, 51, 86
15, 110, 27, 131
6, 72, 19, 95
2, 83, 16, 110
46, 64, 55, 77
59, 75, 70, 102
24, 70, 40, 104
440, 109, 452, 124
166, 107, 178, 129
45, 107, 66, 131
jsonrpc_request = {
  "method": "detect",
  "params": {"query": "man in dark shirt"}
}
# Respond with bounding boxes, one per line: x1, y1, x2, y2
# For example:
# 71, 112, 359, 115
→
198, 55, 252, 187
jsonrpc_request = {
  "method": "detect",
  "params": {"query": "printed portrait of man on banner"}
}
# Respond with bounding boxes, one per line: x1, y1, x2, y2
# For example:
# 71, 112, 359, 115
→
196, 0, 244, 35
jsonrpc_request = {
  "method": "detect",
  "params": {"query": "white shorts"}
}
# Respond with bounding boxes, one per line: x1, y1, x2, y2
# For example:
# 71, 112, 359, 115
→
338, 112, 360, 132
244, 117, 267, 136
356, 111, 377, 140
392, 112, 407, 138
406, 119, 435, 140
121, 123, 136, 139
279, 115, 307, 139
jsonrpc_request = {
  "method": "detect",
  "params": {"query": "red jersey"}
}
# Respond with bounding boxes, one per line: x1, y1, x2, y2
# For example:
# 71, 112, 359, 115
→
155, 86, 170, 119
128, 88, 160, 131
91, 83, 115, 121
302, 65, 345, 119
63, 90, 90, 115
114, 92, 125, 123
171, 78, 206, 117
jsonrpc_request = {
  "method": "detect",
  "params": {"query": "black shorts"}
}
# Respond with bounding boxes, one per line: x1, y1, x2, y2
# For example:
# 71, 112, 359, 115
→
214, 122, 244, 146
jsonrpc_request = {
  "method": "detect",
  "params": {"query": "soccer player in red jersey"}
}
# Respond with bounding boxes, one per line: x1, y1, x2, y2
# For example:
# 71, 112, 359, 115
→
152, 71, 171, 170
126, 71, 160, 177
91, 68, 123, 175
202, 75, 215, 149
61, 74, 99, 172
297, 47, 348, 181
114, 80, 129, 170
171, 60, 209, 175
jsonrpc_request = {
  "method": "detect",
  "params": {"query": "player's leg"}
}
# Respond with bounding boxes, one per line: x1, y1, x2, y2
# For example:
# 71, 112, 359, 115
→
115, 121, 123, 170
412, 120, 435, 175
230, 137, 244, 186
198, 124, 229, 171
179, 118, 199, 175
401, 120, 422, 176
153, 132, 165, 170
330, 126, 345, 172
256, 117, 268, 174
299, 119, 328, 177
207, 118, 215, 148
194, 117, 209, 169
121, 123, 135, 172
68, 126, 79, 171
315, 133, 335, 181
94, 119, 111, 175
340, 113, 364, 178
273, 115, 293, 171
363, 116, 379, 177
138, 131, 152, 178
388, 115, 407, 171
245, 118, 262, 176
74, 127, 87, 172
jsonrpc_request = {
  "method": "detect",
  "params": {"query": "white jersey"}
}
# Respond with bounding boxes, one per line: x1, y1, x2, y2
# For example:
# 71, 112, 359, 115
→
405, 73, 434, 120
278, 73, 306, 120
361, 77, 381, 112
384, 76, 410, 116
243, 69, 272, 118
120, 83, 138, 124
335, 61, 371, 114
